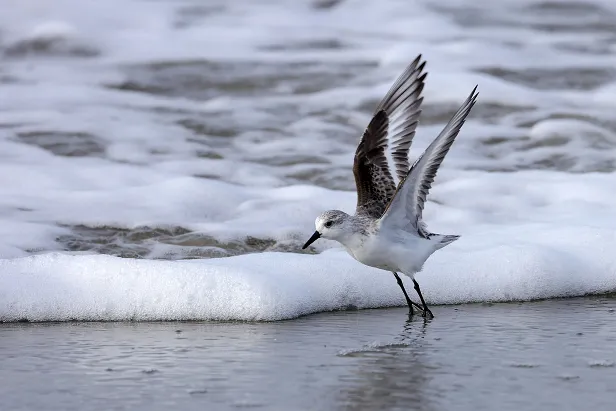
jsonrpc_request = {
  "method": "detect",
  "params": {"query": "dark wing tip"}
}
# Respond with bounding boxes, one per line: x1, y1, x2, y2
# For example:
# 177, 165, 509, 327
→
417, 60, 427, 74
461, 85, 480, 114
471, 85, 479, 99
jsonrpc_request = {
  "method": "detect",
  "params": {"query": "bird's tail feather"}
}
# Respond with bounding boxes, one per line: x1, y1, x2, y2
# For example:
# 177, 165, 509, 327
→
433, 234, 460, 250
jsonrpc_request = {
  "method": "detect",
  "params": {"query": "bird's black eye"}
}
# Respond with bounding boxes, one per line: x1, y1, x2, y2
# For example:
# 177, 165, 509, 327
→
325, 221, 333, 228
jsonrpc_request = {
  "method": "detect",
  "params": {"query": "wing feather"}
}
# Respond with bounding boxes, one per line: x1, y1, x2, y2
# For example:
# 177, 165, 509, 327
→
375, 55, 426, 183
353, 55, 427, 218
379, 86, 479, 235
353, 110, 394, 218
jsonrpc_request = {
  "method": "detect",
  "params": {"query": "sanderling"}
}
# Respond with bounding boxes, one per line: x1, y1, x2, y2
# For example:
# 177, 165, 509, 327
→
302, 55, 478, 318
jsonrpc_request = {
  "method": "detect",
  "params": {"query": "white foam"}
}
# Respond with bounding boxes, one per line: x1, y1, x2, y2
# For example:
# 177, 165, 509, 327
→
0, 251, 400, 322
2, 225, 615, 322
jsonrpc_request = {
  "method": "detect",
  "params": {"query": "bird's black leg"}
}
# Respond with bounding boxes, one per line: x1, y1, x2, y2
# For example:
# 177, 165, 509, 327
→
392, 272, 423, 314
413, 279, 434, 318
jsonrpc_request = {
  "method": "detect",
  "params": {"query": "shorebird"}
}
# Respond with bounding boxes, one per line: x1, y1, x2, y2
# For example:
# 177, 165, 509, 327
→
302, 55, 478, 317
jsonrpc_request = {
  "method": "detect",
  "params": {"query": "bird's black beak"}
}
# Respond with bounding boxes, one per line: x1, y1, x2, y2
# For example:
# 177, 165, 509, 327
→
302, 231, 321, 249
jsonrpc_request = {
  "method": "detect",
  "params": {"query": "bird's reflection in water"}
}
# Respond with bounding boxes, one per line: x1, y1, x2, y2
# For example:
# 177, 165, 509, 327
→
336, 317, 437, 411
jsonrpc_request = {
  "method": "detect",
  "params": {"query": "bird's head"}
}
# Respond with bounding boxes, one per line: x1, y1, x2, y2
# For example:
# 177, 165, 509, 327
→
302, 210, 351, 249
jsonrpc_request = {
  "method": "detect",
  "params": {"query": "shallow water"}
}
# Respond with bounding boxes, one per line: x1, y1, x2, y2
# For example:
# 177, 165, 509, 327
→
2, 297, 616, 411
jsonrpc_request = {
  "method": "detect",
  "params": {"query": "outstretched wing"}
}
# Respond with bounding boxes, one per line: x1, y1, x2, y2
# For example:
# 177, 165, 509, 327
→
379, 86, 479, 236
353, 55, 427, 218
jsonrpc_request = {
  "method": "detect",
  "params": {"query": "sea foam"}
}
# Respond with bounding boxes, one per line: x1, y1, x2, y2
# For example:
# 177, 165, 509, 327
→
2, 224, 615, 322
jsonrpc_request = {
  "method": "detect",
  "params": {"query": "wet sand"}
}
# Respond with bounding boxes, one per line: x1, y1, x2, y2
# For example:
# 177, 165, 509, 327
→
1, 297, 616, 411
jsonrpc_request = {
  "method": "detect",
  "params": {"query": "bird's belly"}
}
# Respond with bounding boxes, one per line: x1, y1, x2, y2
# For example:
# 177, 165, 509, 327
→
346, 233, 433, 273
346, 240, 400, 272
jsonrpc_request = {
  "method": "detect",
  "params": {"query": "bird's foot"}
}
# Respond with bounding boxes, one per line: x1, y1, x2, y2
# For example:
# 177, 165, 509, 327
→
421, 308, 434, 319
